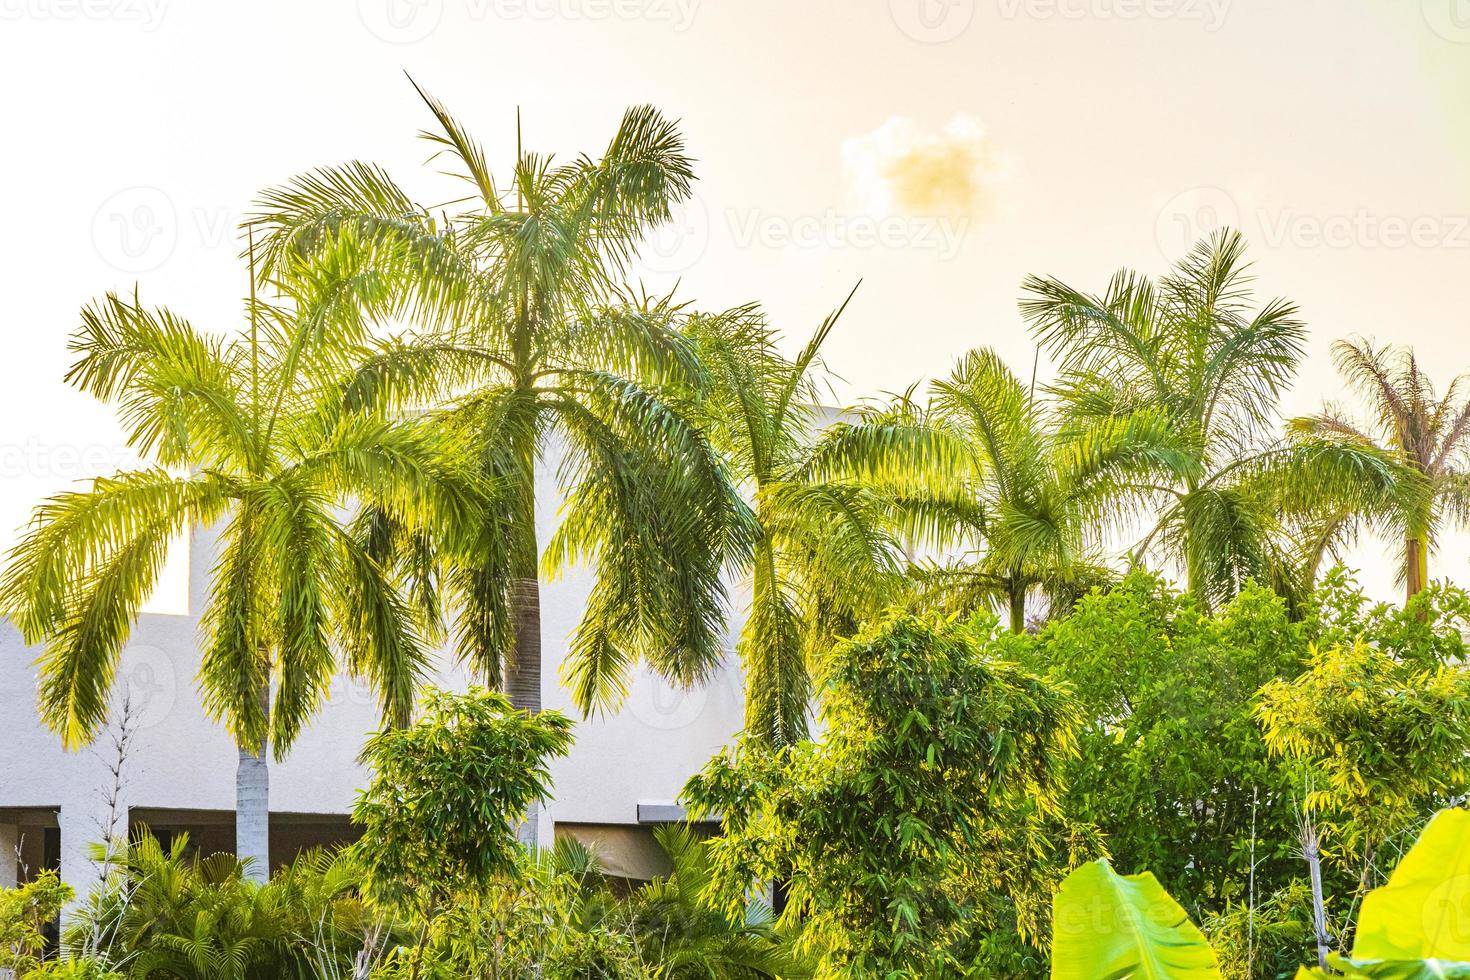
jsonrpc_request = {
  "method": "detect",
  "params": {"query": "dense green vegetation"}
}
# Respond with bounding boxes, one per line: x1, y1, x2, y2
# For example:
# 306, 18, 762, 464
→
6, 82, 1470, 977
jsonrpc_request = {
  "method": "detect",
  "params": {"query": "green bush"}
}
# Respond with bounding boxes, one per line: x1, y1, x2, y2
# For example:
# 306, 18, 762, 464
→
1, 869, 72, 976
685, 612, 1088, 977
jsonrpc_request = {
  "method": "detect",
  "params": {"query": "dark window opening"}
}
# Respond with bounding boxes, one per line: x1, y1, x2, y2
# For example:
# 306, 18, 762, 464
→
127, 808, 360, 876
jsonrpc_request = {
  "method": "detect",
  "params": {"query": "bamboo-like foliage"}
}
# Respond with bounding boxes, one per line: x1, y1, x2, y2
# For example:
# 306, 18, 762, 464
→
247, 78, 755, 718
678, 298, 966, 746
1289, 338, 1470, 601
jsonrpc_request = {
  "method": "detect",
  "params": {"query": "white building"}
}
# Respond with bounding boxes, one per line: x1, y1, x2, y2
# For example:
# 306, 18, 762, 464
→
0, 452, 750, 893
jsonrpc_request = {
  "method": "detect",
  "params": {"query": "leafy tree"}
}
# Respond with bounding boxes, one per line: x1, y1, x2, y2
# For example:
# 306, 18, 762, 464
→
679, 301, 960, 745
1257, 581, 1470, 899
1289, 338, 1470, 601
1019, 229, 1307, 608
684, 613, 1083, 977
249, 81, 754, 748
353, 688, 574, 980
0, 269, 482, 878
1022, 572, 1316, 937
919, 346, 1183, 632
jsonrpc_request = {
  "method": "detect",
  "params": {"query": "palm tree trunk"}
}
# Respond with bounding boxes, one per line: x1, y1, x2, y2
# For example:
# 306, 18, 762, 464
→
507, 574, 542, 711
236, 681, 270, 883
1405, 532, 1428, 602
506, 413, 542, 847
1007, 581, 1026, 634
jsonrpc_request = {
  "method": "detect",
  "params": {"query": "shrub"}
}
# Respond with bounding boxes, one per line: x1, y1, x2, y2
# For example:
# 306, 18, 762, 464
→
685, 613, 1086, 977
1, 869, 71, 976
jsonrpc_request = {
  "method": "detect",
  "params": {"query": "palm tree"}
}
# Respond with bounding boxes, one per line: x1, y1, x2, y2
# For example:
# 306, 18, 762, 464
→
248, 82, 753, 756
680, 298, 959, 746
922, 347, 1182, 632
1019, 229, 1308, 608
1289, 338, 1470, 601
0, 262, 482, 880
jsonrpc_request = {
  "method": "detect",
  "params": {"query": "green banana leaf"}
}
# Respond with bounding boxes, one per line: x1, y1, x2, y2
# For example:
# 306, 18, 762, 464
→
1301, 808, 1470, 978
1353, 809, 1470, 962
1050, 859, 1222, 979
1297, 955, 1470, 978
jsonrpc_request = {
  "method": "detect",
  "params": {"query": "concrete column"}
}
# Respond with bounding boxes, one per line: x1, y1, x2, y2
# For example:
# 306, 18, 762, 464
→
0, 823, 16, 888
56, 807, 98, 909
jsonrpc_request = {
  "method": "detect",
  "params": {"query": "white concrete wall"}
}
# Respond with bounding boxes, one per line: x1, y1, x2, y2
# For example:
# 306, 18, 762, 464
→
0, 447, 749, 891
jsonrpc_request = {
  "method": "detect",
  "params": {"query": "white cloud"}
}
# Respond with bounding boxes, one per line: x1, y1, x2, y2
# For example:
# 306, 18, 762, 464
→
842, 114, 1019, 221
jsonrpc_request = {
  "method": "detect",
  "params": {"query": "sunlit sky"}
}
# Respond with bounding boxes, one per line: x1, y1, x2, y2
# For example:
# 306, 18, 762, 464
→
2, 0, 1468, 606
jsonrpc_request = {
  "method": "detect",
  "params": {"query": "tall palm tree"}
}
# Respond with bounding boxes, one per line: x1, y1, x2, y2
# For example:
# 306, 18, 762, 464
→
922, 347, 1182, 632
248, 82, 753, 757
1289, 338, 1470, 601
1019, 229, 1307, 608
0, 259, 482, 880
680, 298, 960, 746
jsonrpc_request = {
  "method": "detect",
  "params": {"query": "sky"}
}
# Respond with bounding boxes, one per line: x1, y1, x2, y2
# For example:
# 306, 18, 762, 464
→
1, 0, 1468, 607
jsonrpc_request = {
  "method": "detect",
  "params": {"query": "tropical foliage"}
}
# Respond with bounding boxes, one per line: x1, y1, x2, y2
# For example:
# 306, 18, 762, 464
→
1290, 338, 1470, 600
1048, 807, 1470, 980
248, 81, 754, 728
0, 265, 488, 877
915, 347, 1180, 630
684, 613, 1087, 977
1, 870, 71, 975
13, 82, 1470, 980
678, 301, 960, 745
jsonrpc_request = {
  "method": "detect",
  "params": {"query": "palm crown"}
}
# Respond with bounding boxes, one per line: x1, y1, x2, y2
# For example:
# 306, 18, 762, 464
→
248, 80, 754, 719
681, 298, 962, 745
1020, 229, 1308, 607
0, 242, 488, 878
922, 347, 1182, 631
1290, 338, 1470, 599
1, 273, 480, 753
